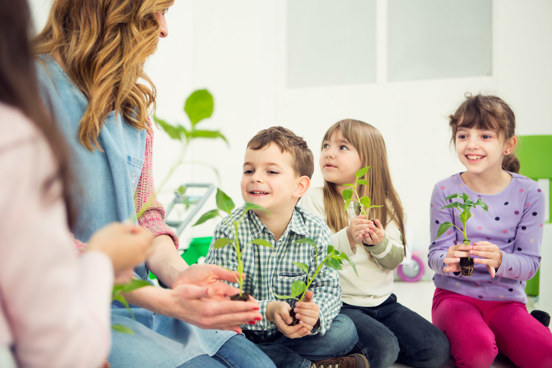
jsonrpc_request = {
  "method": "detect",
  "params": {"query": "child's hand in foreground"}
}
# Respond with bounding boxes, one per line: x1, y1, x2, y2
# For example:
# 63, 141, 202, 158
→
294, 291, 320, 333
361, 219, 385, 246
88, 222, 153, 275
267, 301, 310, 339
443, 243, 472, 273
470, 241, 502, 278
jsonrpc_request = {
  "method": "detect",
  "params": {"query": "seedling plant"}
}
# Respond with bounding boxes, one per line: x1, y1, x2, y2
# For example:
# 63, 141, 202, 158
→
193, 188, 273, 300
136, 89, 228, 220
116, 89, 227, 333
275, 239, 357, 324
111, 279, 151, 334
435, 192, 488, 276
342, 166, 383, 218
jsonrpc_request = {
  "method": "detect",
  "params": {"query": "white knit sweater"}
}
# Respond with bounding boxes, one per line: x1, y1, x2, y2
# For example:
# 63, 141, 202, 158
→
300, 187, 405, 307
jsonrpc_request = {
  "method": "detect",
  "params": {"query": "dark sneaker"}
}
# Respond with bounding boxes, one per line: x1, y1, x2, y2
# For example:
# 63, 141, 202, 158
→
310, 353, 370, 368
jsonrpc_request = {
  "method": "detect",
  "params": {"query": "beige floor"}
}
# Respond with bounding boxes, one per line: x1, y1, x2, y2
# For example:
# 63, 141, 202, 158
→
390, 280, 529, 368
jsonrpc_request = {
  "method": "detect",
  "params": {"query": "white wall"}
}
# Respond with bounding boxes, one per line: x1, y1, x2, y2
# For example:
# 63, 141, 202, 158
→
29, 0, 552, 250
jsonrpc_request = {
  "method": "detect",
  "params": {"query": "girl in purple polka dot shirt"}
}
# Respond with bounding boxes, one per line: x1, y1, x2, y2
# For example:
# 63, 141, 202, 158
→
428, 94, 552, 368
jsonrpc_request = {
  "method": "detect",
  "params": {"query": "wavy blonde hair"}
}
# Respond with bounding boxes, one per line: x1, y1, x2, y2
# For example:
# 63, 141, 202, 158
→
34, 0, 174, 151
322, 119, 406, 248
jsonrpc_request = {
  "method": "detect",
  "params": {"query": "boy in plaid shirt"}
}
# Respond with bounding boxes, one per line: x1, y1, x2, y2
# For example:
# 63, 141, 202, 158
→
205, 127, 369, 368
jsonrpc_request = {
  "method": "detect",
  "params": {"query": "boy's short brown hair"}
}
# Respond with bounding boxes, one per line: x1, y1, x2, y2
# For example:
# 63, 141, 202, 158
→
247, 126, 314, 178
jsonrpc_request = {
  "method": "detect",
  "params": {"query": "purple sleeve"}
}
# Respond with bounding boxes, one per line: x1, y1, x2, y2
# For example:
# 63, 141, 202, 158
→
496, 182, 544, 280
428, 181, 459, 275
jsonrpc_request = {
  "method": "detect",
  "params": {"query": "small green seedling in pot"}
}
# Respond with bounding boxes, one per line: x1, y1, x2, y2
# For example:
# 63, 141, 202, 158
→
435, 192, 488, 276
342, 166, 383, 218
275, 238, 357, 325
193, 188, 273, 300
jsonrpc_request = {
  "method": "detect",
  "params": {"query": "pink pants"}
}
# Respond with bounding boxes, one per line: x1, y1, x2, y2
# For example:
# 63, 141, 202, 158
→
432, 288, 552, 368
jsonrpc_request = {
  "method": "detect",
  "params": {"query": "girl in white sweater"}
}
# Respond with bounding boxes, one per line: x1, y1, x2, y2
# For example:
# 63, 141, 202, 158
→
300, 119, 450, 368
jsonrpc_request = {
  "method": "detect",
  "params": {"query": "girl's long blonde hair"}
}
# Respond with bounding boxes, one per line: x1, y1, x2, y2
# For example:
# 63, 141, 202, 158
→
322, 119, 406, 247
33, 0, 174, 151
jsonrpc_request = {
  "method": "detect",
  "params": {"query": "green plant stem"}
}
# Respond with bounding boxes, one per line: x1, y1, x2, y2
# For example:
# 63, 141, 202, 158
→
233, 221, 244, 293
298, 255, 329, 302
351, 187, 367, 218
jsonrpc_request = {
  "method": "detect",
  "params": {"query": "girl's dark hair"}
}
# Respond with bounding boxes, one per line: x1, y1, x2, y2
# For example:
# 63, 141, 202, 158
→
0, 0, 75, 226
449, 93, 520, 173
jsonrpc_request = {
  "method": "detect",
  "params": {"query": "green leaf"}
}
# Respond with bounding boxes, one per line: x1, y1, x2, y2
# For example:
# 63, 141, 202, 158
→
216, 188, 235, 214
193, 209, 220, 226
115, 279, 150, 294
292, 262, 310, 274
324, 257, 343, 270
441, 202, 460, 210
445, 193, 459, 201
355, 166, 370, 179
462, 192, 470, 203
356, 179, 369, 186
476, 199, 488, 211
342, 188, 353, 201
251, 238, 273, 248
291, 280, 307, 298
343, 183, 354, 187
244, 202, 267, 213
213, 238, 233, 249
459, 210, 471, 226
340, 252, 358, 275
293, 238, 317, 247
184, 89, 214, 127
111, 294, 127, 306
188, 129, 229, 146
360, 196, 371, 210
273, 292, 294, 300
342, 188, 353, 211
154, 115, 181, 140
177, 184, 188, 195
436, 222, 453, 238
112, 324, 134, 334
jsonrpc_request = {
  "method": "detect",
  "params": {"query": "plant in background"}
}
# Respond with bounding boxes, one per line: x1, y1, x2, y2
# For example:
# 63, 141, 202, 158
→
342, 166, 383, 218
117, 89, 227, 333
153, 88, 228, 191
193, 188, 273, 300
275, 239, 357, 325
134, 88, 228, 220
435, 192, 488, 276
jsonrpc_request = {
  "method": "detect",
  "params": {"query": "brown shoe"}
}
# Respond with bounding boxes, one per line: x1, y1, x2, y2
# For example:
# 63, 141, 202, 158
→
310, 353, 370, 368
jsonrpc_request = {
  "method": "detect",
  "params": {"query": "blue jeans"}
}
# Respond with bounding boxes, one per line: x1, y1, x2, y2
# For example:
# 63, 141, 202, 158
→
252, 313, 358, 368
180, 335, 276, 368
342, 294, 451, 368
110, 308, 272, 367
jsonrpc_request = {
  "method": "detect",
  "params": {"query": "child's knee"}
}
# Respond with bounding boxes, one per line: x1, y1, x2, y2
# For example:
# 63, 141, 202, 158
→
452, 343, 497, 368
319, 314, 358, 355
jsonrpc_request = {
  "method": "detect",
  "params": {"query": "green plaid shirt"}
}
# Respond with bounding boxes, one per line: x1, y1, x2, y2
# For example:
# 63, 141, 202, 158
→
204, 204, 342, 341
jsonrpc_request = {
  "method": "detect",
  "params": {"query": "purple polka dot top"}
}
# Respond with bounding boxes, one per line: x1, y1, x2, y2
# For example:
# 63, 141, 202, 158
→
428, 172, 545, 303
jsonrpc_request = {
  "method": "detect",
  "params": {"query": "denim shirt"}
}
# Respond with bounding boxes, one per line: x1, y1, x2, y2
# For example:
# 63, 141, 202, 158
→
35, 56, 235, 365
35, 55, 146, 243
